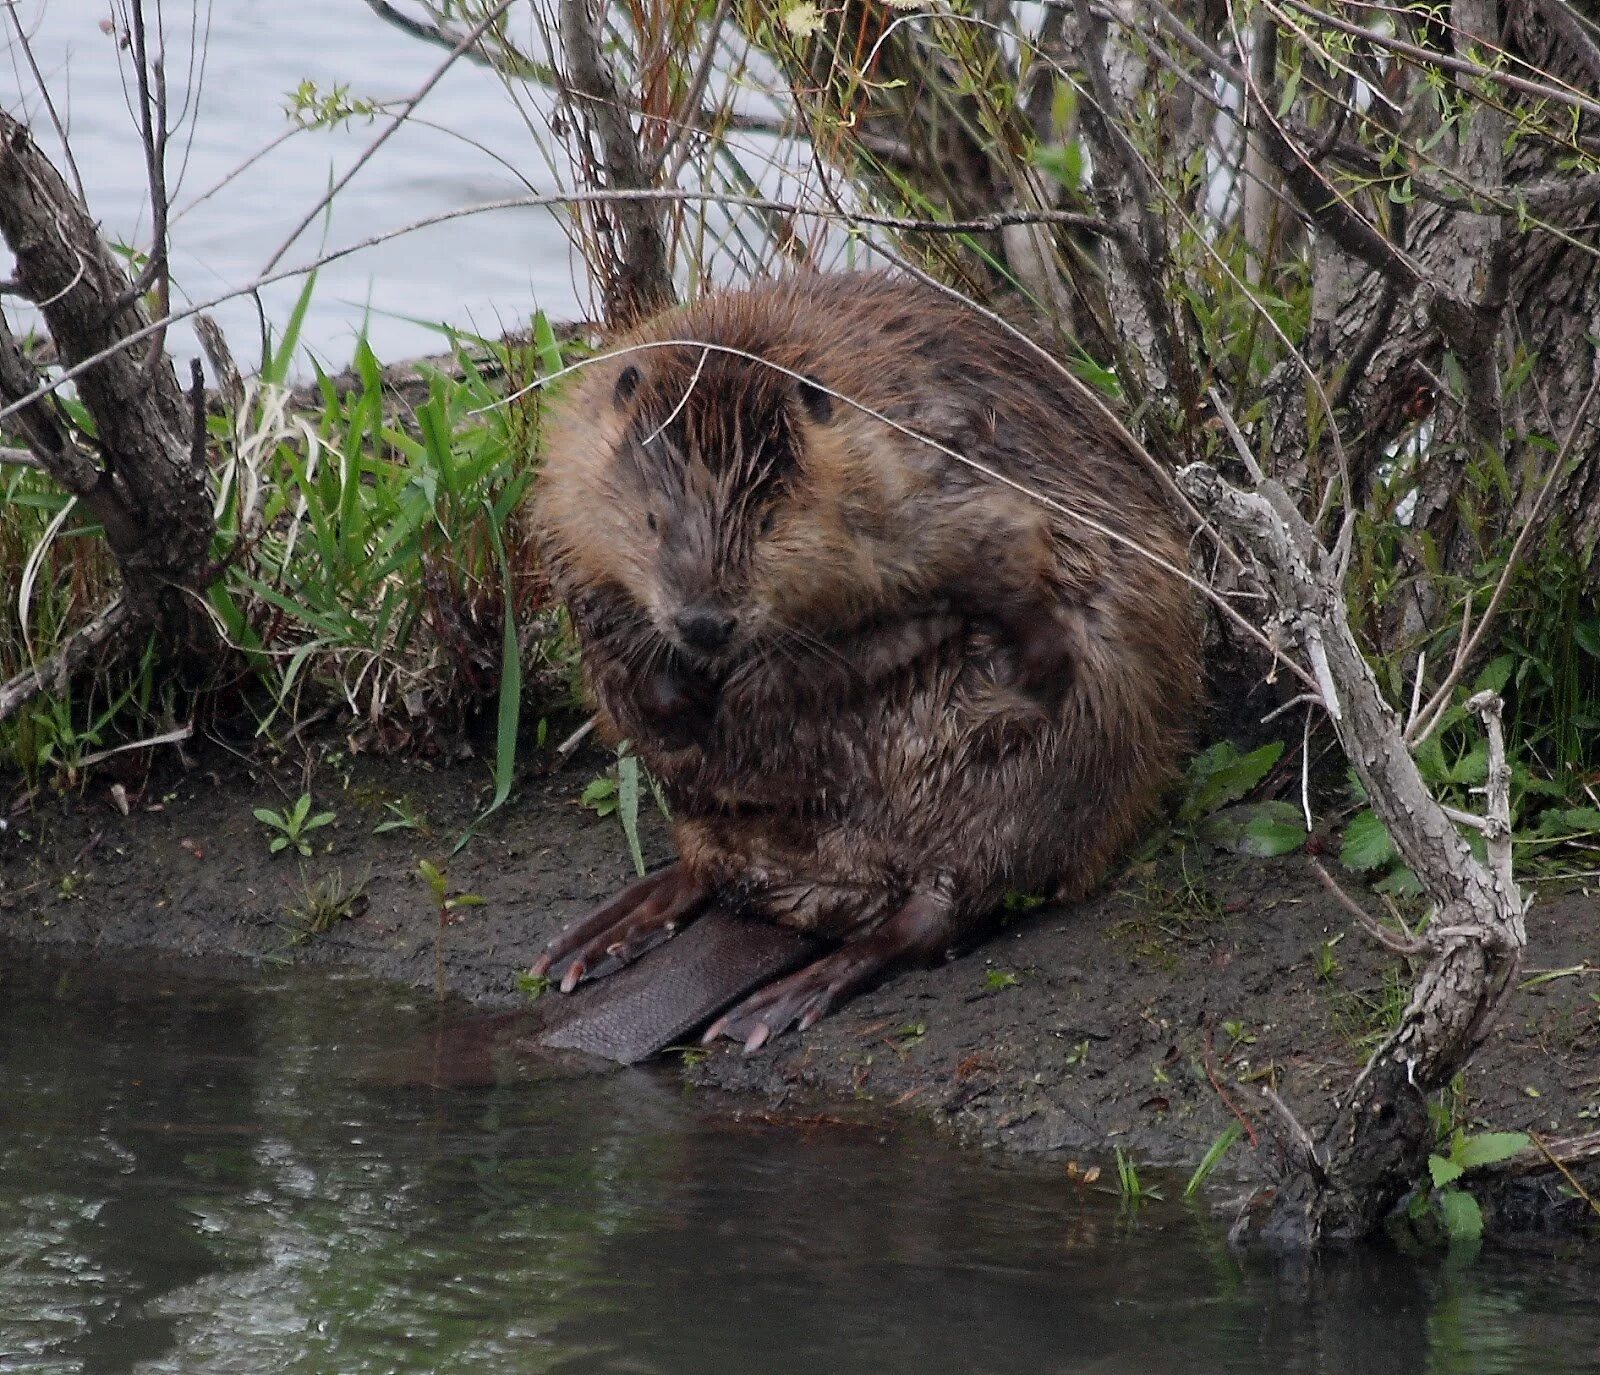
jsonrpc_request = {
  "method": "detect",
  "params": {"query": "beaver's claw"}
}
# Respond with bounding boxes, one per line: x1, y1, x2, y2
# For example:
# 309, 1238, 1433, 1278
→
702, 889, 955, 1052
530, 862, 710, 992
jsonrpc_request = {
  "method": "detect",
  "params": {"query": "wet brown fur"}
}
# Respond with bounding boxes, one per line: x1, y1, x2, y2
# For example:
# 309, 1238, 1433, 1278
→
533, 272, 1200, 948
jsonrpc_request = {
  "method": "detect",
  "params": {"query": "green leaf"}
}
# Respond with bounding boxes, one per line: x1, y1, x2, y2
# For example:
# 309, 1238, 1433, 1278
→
1198, 801, 1307, 856
264, 269, 317, 386
1341, 810, 1397, 872
532, 310, 564, 377
1472, 653, 1516, 695
1537, 806, 1600, 836
1179, 741, 1283, 824
1240, 801, 1308, 856
1034, 140, 1084, 190
618, 753, 645, 877
580, 777, 616, 808
1453, 1131, 1530, 1171
304, 811, 336, 831
253, 807, 285, 828
1575, 619, 1600, 662
417, 859, 446, 899
1438, 1188, 1484, 1243
480, 496, 522, 823
1184, 1123, 1243, 1199
1429, 1154, 1465, 1189
1374, 864, 1422, 898
269, 836, 289, 854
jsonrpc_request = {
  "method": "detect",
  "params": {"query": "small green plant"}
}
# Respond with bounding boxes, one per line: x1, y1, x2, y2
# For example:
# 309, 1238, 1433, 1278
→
580, 739, 667, 876
281, 866, 370, 945
254, 794, 336, 857
1063, 1039, 1091, 1067
984, 969, 1019, 992
896, 1021, 927, 1047
1113, 1147, 1163, 1204
1220, 1019, 1257, 1051
1002, 889, 1048, 914
417, 858, 487, 1000
1329, 962, 1413, 1054
1184, 1124, 1244, 1199
515, 970, 551, 1002
373, 797, 431, 837
1408, 1130, 1531, 1246
1150, 740, 1307, 858
1312, 934, 1345, 983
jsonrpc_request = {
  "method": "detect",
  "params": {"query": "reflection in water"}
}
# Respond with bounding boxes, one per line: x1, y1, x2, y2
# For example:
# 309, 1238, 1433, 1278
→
0, 950, 1596, 1375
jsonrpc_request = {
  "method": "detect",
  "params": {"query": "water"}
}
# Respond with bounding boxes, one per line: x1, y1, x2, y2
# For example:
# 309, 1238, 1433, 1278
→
2, 950, 1598, 1375
4, 1, 585, 368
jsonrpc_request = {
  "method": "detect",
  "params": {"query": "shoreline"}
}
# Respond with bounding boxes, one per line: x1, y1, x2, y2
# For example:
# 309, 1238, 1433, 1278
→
4, 739, 1596, 1218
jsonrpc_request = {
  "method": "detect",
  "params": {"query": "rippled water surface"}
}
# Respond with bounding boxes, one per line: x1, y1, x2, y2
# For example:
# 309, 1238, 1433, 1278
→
2, 950, 1598, 1375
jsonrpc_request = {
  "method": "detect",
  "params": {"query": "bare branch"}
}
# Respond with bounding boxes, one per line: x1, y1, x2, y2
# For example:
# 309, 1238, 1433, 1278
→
1278, 0, 1600, 121
260, 0, 518, 274
557, 0, 673, 325
1407, 364, 1600, 745
1310, 858, 1427, 957
1180, 460, 1528, 1244
0, 186, 1118, 433
1070, 0, 1185, 404
0, 599, 133, 723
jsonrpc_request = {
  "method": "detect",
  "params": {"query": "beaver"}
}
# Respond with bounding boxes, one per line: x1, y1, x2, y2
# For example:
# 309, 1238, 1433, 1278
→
529, 272, 1200, 1051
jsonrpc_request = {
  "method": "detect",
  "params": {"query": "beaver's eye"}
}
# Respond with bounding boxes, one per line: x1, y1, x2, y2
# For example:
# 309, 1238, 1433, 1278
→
647, 511, 659, 533
759, 509, 776, 535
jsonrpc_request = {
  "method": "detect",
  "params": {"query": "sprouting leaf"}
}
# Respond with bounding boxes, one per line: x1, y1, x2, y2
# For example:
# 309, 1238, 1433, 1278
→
1472, 653, 1517, 695
1341, 810, 1396, 872
1428, 1154, 1465, 1189
1574, 619, 1600, 662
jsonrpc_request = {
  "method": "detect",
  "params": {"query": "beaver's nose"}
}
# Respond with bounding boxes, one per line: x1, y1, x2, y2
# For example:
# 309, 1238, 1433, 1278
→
674, 606, 736, 651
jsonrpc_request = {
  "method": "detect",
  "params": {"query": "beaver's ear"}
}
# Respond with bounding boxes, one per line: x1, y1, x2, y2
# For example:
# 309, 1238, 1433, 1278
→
613, 364, 641, 407
796, 375, 833, 424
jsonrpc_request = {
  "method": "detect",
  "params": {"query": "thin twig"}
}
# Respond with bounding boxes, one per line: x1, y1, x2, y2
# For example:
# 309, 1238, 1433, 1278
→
1204, 1027, 1261, 1148
0, 185, 1119, 433
0, 600, 133, 723
1528, 1132, 1600, 1222
1407, 365, 1600, 746
1259, 1084, 1325, 1182
260, 0, 518, 274
1310, 857, 1427, 956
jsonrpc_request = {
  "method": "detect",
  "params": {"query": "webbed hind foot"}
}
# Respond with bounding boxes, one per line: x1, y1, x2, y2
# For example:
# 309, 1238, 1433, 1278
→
702, 889, 954, 1052
530, 862, 711, 992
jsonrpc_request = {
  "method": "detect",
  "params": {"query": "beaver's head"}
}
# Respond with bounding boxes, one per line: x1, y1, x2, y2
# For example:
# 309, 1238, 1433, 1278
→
595, 344, 893, 670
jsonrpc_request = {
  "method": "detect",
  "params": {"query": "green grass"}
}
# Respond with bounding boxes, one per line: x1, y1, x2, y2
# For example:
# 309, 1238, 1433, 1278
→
2, 289, 576, 805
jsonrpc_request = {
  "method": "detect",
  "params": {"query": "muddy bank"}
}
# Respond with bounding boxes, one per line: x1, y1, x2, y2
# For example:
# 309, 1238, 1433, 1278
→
3, 739, 1596, 1194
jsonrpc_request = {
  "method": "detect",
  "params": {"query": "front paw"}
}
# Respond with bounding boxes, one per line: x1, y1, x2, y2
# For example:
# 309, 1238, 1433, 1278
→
636, 666, 719, 745
998, 609, 1077, 708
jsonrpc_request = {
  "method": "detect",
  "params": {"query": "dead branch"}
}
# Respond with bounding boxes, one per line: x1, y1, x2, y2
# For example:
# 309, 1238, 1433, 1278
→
0, 599, 133, 721
1179, 460, 1528, 1246
557, 0, 674, 325
0, 110, 216, 716
1070, 0, 1186, 406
